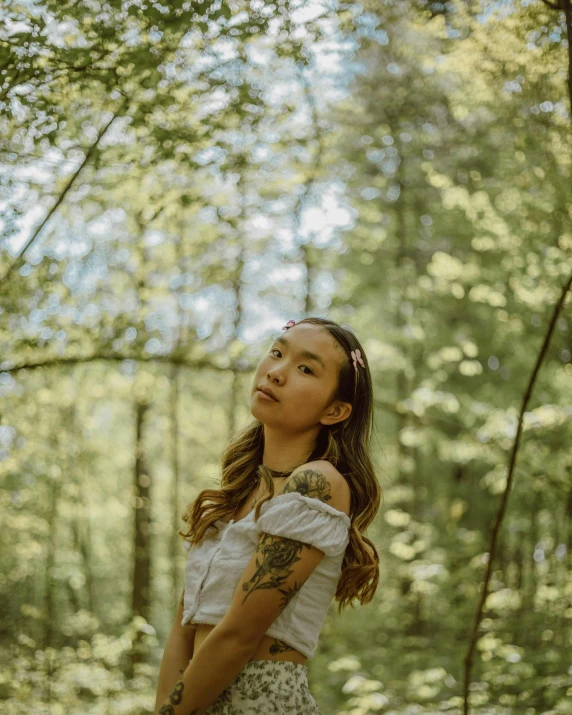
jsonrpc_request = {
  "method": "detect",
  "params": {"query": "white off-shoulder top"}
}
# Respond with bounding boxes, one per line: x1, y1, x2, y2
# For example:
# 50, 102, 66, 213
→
181, 491, 351, 659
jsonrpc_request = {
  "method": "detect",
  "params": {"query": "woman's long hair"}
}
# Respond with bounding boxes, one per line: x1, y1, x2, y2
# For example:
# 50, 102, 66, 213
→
180, 316, 382, 613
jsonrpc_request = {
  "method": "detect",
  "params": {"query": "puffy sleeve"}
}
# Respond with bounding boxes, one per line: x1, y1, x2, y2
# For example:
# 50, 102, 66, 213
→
254, 491, 351, 557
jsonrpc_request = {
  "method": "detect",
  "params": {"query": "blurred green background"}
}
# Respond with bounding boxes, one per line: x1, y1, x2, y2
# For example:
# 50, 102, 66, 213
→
1, 0, 571, 713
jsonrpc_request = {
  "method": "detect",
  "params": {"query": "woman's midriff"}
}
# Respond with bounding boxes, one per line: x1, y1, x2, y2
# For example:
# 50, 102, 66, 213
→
191, 622, 308, 665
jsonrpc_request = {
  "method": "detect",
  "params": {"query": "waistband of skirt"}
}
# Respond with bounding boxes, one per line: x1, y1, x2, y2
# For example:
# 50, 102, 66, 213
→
246, 658, 308, 672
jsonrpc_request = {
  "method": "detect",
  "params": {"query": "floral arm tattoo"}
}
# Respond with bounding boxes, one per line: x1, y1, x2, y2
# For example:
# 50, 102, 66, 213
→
282, 468, 332, 503
241, 533, 308, 606
240, 468, 333, 606
248, 470, 334, 657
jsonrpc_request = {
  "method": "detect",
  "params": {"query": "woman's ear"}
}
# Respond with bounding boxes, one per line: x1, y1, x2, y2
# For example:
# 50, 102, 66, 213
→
320, 400, 352, 427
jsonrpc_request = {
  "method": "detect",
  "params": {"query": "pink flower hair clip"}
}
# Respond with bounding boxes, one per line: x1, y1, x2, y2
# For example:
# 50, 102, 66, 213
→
282, 320, 296, 329
350, 349, 365, 372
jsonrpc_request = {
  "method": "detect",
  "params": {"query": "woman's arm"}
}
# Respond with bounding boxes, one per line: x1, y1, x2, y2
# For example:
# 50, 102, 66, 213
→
156, 621, 258, 715
154, 589, 196, 712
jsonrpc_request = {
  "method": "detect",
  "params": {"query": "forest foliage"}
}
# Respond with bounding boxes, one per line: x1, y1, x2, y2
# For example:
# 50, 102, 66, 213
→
1, 0, 571, 713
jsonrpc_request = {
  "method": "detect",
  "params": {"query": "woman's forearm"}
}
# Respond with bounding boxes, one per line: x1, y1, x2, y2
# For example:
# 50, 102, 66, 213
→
156, 624, 258, 715
155, 630, 195, 712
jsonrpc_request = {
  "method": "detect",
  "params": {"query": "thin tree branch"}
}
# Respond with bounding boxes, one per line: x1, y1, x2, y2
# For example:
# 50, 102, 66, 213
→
0, 352, 251, 375
563, 0, 572, 116
462, 270, 572, 715
0, 95, 129, 284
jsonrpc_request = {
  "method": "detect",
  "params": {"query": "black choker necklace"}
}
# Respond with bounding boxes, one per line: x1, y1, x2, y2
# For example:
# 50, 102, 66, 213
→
245, 464, 300, 511
263, 465, 297, 478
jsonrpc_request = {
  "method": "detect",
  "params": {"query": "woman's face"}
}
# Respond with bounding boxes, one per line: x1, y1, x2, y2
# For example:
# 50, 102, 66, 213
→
250, 323, 351, 431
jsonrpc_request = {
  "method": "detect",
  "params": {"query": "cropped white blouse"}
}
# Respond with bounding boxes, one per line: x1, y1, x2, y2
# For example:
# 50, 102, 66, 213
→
181, 491, 351, 660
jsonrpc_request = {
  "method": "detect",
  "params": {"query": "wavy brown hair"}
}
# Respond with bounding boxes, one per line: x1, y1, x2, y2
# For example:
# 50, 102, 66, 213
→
180, 316, 382, 613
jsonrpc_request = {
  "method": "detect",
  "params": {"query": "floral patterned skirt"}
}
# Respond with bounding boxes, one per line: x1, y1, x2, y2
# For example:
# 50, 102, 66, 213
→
203, 658, 321, 714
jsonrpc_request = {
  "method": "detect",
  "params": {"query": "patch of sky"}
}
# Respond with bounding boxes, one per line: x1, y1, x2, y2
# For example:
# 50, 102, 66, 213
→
382, 159, 397, 175
221, 129, 250, 149
194, 145, 226, 166
209, 37, 239, 62
143, 230, 165, 248
261, 131, 281, 144
13, 161, 53, 183
186, 287, 238, 337
197, 89, 231, 119
240, 302, 286, 345
242, 254, 302, 288
366, 148, 385, 163
29, 308, 46, 324
242, 213, 274, 243
503, 80, 522, 94
357, 12, 380, 28
298, 201, 353, 245
251, 144, 274, 163
86, 210, 122, 239
0, 374, 18, 399
386, 184, 401, 202
477, 0, 516, 24
361, 187, 381, 200
118, 25, 143, 48
246, 44, 274, 68
265, 197, 292, 217
144, 338, 165, 355
118, 359, 137, 377
555, 544, 567, 560
169, 272, 197, 290
196, 205, 219, 224
4, 203, 46, 257
372, 29, 389, 45
3, 18, 32, 36
290, 0, 326, 23
311, 271, 335, 311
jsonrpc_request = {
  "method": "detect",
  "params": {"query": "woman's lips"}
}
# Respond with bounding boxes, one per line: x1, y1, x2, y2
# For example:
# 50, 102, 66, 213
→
256, 389, 278, 402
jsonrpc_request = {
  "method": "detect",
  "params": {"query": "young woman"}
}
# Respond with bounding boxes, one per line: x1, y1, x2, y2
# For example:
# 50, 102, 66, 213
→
155, 316, 381, 714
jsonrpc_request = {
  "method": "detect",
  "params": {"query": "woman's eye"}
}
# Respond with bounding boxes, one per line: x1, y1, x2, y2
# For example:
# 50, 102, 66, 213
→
269, 349, 313, 375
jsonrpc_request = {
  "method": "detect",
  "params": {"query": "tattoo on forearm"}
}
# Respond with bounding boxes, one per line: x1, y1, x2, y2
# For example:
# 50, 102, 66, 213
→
159, 679, 184, 714
282, 469, 332, 503
159, 671, 199, 714
242, 533, 309, 606
269, 637, 296, 655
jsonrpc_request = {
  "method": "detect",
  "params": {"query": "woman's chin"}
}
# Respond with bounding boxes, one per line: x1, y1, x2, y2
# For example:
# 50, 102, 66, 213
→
250, 400, 281, 424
